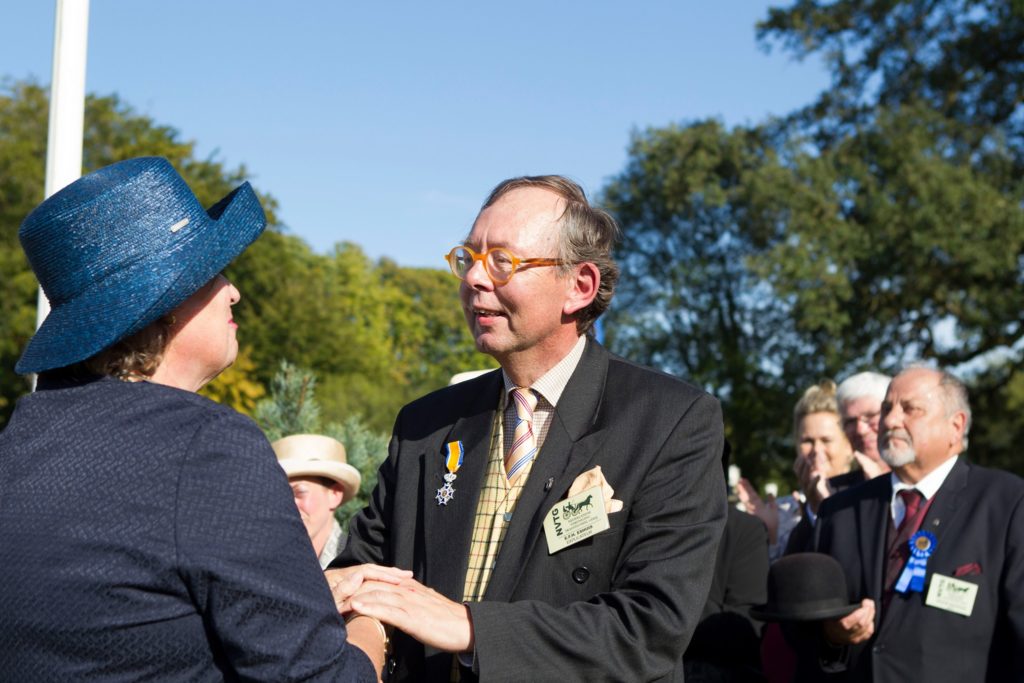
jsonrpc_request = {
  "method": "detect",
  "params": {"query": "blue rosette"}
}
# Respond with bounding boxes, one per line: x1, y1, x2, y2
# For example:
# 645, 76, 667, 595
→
895, 530, 937, 593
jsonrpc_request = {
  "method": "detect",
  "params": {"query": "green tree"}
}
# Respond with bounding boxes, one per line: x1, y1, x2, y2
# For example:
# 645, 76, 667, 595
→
758, 0, 1024, 167
602, 120, 814, 482
324, 416, 389, 530
254, 361, 322, 440
254, 361, 389, 530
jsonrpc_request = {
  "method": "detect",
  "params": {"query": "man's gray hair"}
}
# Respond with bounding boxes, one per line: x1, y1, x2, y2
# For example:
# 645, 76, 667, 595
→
836, 371, 892, 407
938, 369, 972, 451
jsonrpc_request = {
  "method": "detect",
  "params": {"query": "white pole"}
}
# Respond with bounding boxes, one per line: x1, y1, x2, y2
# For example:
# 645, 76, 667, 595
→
37, 0, 90, 329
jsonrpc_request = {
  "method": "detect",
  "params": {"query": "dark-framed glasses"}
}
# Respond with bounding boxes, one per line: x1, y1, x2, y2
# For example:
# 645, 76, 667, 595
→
842, 410, 881, 431
443, 245, 565, 285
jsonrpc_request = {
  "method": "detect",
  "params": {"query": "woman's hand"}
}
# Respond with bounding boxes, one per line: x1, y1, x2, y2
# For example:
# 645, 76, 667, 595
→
736, 478, 780, 543
794, 454, 832, 514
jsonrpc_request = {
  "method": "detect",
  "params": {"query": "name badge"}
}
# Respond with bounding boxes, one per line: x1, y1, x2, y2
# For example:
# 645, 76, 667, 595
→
543, 486, 609, 554
925, 573, 978, 617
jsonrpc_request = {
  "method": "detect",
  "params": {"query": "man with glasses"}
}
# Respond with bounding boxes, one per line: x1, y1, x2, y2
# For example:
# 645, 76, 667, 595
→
330, 176, 727, 681
837, 372, 892, 480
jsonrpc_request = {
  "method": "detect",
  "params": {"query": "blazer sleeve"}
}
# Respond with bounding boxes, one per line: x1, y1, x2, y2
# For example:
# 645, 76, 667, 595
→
468, 392, 727, 682
1002, 488, 1024, 678
174, 411, 375, 682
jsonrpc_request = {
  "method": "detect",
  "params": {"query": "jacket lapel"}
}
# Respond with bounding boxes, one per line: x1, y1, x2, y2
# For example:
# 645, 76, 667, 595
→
918, 456, 969, 564
484, 339, 610, 600
421, 372, 501, 601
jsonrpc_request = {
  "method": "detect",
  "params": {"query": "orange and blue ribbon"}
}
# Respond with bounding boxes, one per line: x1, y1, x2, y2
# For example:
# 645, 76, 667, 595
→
435, 441, 464, 506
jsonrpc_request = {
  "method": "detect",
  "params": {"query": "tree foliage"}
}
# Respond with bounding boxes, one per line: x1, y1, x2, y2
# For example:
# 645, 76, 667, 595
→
602, 121, 803, 480
254, 361, 389, 530
603, 1, 1024, 481
758, 0, 1024, 166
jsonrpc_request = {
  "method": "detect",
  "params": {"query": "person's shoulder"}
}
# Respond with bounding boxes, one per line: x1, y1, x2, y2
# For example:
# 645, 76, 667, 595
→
963, 459, 1024, 498
604, 348, 716, 404
398, 368, 502, 420
116, 380, 264, 448
819, 474, 889, 519
134, 379, 244, 420
828, 469, 867, 492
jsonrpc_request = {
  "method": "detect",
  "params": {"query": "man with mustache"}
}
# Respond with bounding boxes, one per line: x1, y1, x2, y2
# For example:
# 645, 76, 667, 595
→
801, 366, 1024, 681
328, 176, 727, 681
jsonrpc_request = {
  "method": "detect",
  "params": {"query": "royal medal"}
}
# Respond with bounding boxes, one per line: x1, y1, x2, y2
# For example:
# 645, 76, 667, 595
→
895, 530, 937, 593
435, 440, 464, 506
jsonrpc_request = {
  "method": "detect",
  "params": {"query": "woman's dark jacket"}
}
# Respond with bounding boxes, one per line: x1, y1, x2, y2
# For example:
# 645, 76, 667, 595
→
0, 375, 372, 682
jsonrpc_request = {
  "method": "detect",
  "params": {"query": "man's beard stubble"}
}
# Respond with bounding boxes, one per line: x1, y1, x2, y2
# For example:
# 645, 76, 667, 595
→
880, 429, 916, 468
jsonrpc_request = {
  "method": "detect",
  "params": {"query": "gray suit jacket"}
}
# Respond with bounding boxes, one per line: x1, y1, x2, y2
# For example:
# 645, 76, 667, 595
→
338, 339, 727, 682
808, 457, 1024, 682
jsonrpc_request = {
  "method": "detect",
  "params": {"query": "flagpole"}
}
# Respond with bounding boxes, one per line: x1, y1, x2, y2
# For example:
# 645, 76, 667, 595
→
34, 0, 89, 385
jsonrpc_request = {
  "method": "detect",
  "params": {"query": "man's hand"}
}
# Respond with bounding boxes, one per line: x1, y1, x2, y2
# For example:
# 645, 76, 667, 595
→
349, 577, 475, 653
853, 451, 890, 479
793, 455, 832, 514
325, 564, 412, 614
736, 477, 780, 543
823, 599, 876, 645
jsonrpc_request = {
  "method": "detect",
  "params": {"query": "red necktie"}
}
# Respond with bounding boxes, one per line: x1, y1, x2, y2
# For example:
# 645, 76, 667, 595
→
882, 489, 925, 613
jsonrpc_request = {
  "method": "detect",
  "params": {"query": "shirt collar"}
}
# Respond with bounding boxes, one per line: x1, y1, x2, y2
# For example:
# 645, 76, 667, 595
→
889, 453, 959, 502
502, 335, 587, 408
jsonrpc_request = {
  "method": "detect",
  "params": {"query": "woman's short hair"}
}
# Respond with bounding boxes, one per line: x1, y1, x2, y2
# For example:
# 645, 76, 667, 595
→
83, 317, 174, 380
792, 379, 841, 437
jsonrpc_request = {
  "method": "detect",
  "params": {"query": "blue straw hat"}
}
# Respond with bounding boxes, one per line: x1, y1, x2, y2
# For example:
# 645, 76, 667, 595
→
16, 157, 266, 374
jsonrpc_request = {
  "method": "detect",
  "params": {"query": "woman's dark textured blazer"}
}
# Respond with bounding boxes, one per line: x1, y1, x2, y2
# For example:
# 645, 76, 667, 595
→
0, 375, 373, 682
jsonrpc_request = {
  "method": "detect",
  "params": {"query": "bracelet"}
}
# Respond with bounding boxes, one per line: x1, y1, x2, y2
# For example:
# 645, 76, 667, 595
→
346, 614, 389, 648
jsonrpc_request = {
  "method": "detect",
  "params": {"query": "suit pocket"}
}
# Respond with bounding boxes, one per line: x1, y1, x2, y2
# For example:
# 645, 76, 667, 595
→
953, 562, 982, 577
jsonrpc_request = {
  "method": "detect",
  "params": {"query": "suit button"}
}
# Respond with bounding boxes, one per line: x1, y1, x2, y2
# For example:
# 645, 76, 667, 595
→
572, 567, 590, 584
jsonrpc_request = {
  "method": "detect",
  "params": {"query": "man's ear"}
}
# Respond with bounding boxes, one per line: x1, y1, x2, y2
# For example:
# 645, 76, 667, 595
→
328, 482, 345, 511
563, 262, 600, 316
948, 410, 967, 450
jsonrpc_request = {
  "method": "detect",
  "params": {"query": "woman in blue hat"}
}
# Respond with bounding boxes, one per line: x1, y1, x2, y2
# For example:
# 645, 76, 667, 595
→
0, 158, 401, 681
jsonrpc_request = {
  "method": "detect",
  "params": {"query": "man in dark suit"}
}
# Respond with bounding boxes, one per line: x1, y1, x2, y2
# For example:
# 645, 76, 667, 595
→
804, 366, 1024, 681
330, 176, 727, 681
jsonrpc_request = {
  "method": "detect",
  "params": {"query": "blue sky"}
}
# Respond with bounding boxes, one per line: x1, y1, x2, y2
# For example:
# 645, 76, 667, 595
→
1, 1, 828, 268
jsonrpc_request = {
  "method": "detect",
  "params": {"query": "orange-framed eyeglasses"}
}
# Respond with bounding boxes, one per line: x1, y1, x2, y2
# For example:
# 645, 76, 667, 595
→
443, 245, 566, 285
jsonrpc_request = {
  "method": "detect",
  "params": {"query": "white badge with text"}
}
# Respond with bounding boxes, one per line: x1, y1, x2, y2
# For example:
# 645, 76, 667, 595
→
544, 486, 609, 554
925, 573, 978, 617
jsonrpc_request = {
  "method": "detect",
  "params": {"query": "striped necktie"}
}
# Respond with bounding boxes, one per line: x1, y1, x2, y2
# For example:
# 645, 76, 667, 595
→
505, 387, 538, 482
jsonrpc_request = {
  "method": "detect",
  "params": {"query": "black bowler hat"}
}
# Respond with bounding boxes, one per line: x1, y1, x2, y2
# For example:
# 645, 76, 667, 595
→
751, 553, 860, 622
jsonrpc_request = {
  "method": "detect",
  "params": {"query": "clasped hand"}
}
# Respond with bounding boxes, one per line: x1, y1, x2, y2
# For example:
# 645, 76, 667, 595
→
327, 565, 475, 654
